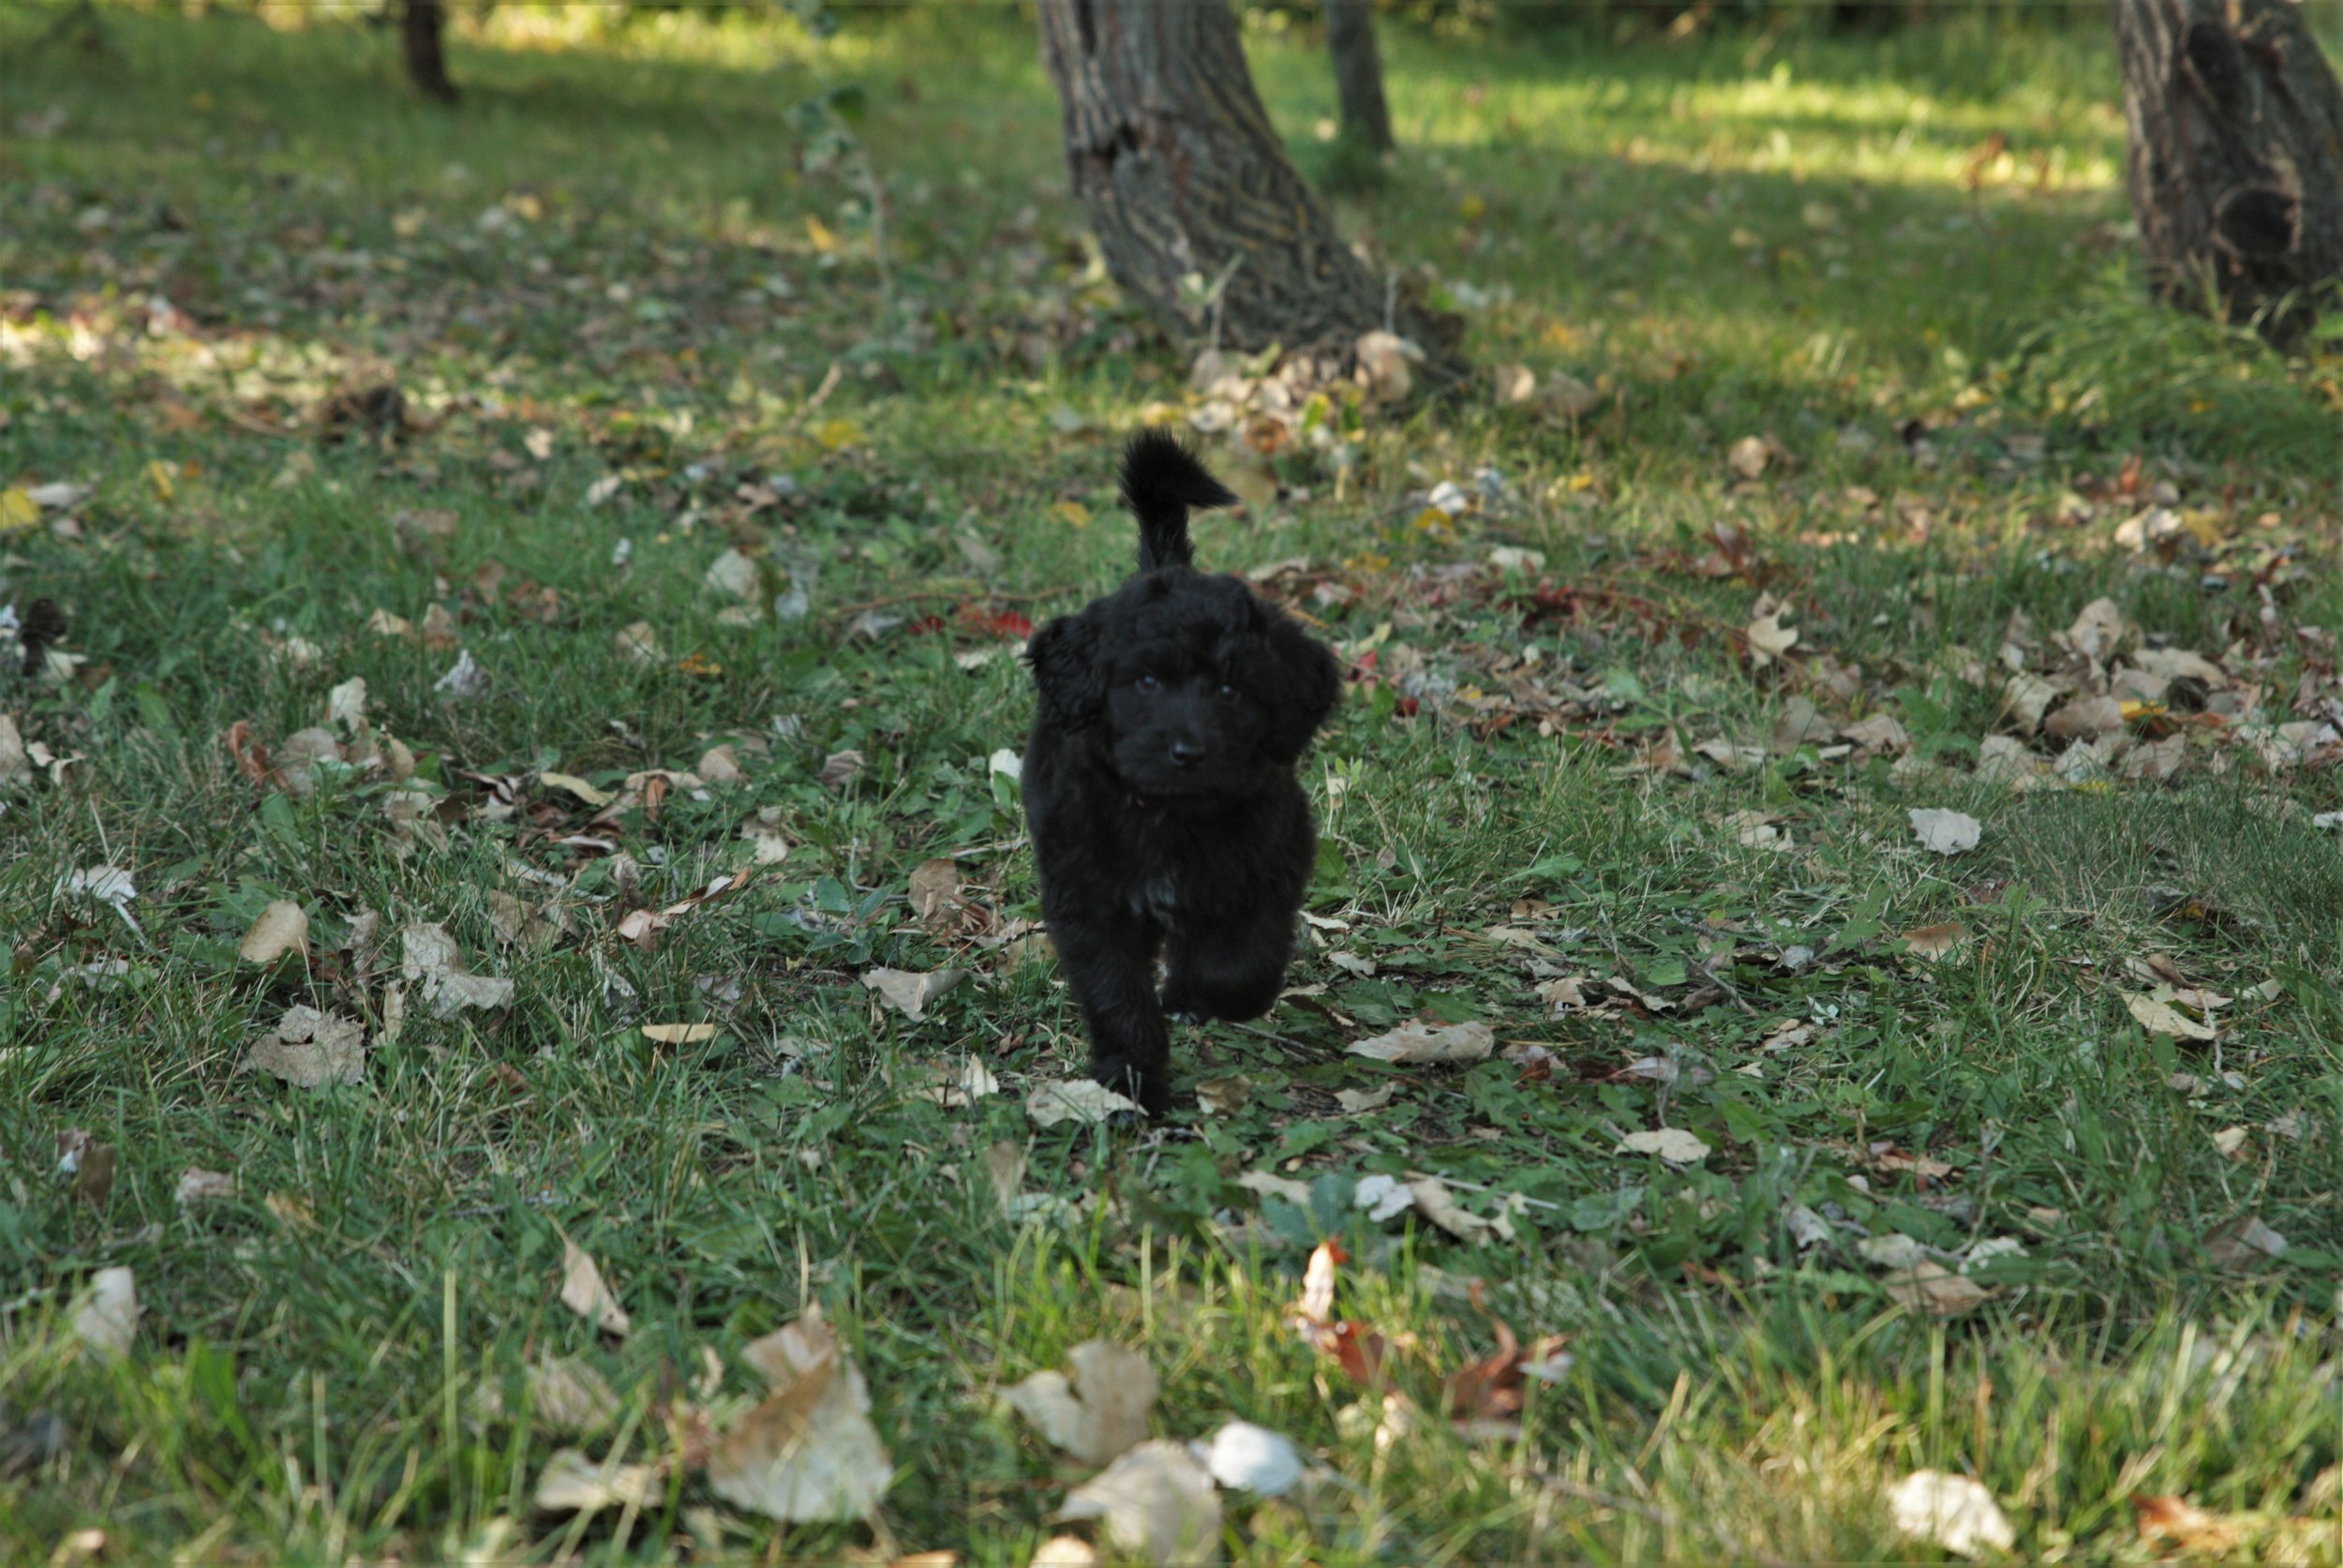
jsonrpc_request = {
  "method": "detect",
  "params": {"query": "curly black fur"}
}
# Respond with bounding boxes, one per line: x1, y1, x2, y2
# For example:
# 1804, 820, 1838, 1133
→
1023, 431, 1342, 1116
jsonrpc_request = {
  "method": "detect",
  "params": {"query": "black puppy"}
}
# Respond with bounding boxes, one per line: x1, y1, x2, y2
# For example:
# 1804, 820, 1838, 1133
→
1022, 430, 1342, 1116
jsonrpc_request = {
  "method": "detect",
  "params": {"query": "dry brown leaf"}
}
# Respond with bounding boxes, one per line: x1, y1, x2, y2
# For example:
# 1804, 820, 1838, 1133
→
709, 1313, 893, 1523
2126, 993, 2216, 1041
1616, 1127, 1710, 1165
817, 749, 865, 789
1407, 1176, 1496, 1243
533, 1447, 664, 1515
1026, 1079, 1140, 1127
559, 1238, 631, 1337
72, 1266, 140, 1361
2132, 1494, 2242, 1554
1195, 1076, 1252, 1116
1236, 1170, 1314, 1208
2045, 694, 2124, 741
1883, 1262, 1991, 1318
982, 1142, 1027, 1211
400, 923, 515, 1017
1908, 807, 1981, 855
1888, 1471, 2015, 1556
1005, 1340, 1158, 1466
237, 900, 309, 963
1745, 604, 1798, 666
1902, 923, 1969, 959
1056, 1439, 1222, 1567
243, 1006, 366, 1088
2204, 1214, 2287, 1265
1347, 1019, 1494, 1065
907, 858, 961, 929
862, 966, 968, 1023
1727, 434, 1772, 480
529, 1355, 620, 1434
641, 1023, 720, 1044
174, 1168, 236, 1207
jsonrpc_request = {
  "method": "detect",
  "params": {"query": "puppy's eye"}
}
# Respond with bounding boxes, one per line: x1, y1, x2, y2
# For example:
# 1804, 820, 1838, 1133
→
1136, 673, 1160, 693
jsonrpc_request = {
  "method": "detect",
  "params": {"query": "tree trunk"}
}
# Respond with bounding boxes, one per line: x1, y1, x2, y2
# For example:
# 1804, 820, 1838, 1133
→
1325, 0, 1395, 155
2110, 0, 2343, 344
401, 0, 460, 105
1036, 0, 1461, 377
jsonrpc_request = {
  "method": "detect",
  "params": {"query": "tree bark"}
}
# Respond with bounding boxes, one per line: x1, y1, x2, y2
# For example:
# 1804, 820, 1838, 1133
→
2110, 0, 2343, 344
401, 0, 460, 105
1036, 0, 1461, 377
1325, 0, 1395, 155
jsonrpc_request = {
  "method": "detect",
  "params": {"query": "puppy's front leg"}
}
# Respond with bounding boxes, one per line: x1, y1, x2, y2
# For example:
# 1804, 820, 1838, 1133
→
1052, 913, 1172, 1117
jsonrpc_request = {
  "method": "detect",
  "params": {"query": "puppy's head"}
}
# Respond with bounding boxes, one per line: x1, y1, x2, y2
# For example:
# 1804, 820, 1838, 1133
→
1028, 570, 1340, 799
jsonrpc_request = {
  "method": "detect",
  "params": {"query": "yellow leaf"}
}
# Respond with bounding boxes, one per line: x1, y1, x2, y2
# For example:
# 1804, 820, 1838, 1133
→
2119, 699, 2167, 723
0, 488, 37, 532
1051, 499, 1093, 529
147, 459, 176, 501
1457, 193, 1487, 224
805, 216, 842, 254
813, 419, 863, 452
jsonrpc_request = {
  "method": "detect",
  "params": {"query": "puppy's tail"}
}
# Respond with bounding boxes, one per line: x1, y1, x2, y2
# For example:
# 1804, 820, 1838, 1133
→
1121, 427, 1237, 572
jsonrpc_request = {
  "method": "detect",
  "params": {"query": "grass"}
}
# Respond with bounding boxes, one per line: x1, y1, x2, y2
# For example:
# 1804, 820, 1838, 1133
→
4, 2, 2342, 1561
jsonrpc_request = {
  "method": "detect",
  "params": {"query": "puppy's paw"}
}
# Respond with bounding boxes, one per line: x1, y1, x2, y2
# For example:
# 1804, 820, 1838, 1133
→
1091, 1057, 1172, 1120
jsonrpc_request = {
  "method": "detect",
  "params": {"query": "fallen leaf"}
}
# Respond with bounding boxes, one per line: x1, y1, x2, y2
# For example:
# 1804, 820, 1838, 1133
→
709, 1312, 893, 1523
861, 966, 969, 1023
2045, 694, 2123, 741
2204, 1215, 2287, 1265
1883, 1262, 1992, 1318
59, 864, 143, 937
615, 621, 662, 663
1354, 330, 1423, 404
528, 1356, 619, 1434
1194, 1076, 1251, 1116
641, 1023, 720, 1045
1901, 922, 1968, 959
1841, 712, 1911, 754
539, 770, 612, 808
817, 750, 865, 789
1237, 1170, 1314, 1208
1347, 1019, 1495, 1065
1057, 1440, 1222, 1567
907, 858, 960, 929
1336, 1083, 1396, 1113
1005, 1340, 1158, 1466
1745, 607, 1798, 666
982, 1142, 1027, 1211
1727, 434, 1771, 480
1887, 1471, 2015, 1557
174, 1168, 236, 1207
72, 1267, 140, 1360
0, 712, 31, 784
242, 1006, 366, 1088
238, 900, 309, 963
704, 547, 760, 601
1353, 1173, 1415, 1222
1192, 1420, 1304, 1497
1029, 1538, 1102, 1568
400, 923, 515, 1017
1909, 808, 1982, 856
1616, 1128, 1709, 1165
1407, 1175, 1496, 1242
2126, 992, 2216, 1041
1027, 1079, 1141, 1127
533, 1447, 664, 1515
560, 1239, 631, 1337
2211, 1125, 2249, 1157
434, 649, 490, 700
2132, 1494, 2243, 1554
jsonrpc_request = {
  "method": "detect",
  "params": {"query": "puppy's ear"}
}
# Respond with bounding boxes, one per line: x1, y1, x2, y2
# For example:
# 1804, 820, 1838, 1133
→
1026, 610, 1105, 733
1258, 615, 1343, 765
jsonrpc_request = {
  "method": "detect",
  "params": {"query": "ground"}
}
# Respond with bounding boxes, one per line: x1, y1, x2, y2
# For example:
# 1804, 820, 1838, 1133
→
2, 4, 2341, 1563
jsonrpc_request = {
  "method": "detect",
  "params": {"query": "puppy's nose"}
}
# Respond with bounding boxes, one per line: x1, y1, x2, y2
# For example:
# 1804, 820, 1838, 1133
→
1169, 739, 1206, 769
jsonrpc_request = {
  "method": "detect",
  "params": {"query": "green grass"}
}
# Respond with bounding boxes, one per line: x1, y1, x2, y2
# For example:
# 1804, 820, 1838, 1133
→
4, 3, 2342, 1561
